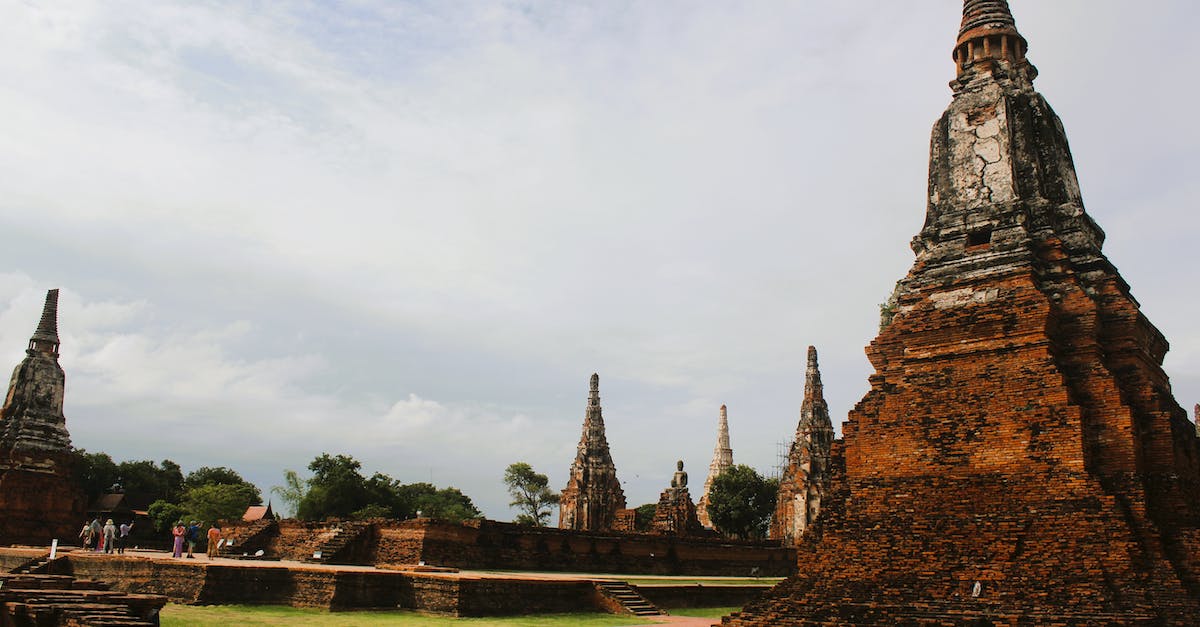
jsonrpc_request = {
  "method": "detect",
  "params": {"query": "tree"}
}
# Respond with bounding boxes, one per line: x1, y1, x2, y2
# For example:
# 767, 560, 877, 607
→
147, 500, 187, 533
633, 503, 658, 532
179, 483, 261, 525
705, 465, 778, 540
414, 486, 482, 523
117, 459, 184, 503
271, 469, 308, 517
297, 454, 372, 520
503, 462, 560, 527
71, 449, 120, 503
395, 482, 482, 523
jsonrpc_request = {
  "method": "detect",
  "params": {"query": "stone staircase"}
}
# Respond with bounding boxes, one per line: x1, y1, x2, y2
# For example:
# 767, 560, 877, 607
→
0, 573, 167, 626
9, 554, 51, 575
304, 522, 371, 564
594, 581, 665, 617
220, 518, 277, 558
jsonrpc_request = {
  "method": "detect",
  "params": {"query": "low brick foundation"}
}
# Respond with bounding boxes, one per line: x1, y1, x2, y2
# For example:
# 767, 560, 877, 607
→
230, 518, 794, 577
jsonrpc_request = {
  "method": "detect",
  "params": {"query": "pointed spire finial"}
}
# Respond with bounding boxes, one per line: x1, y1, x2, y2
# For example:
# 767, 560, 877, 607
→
590, 373, 599, 392
954, 0, 1029, 77
29, 289, 61, 355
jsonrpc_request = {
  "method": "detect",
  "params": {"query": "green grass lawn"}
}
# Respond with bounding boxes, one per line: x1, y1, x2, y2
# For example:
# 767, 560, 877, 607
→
160, 604, 671, 626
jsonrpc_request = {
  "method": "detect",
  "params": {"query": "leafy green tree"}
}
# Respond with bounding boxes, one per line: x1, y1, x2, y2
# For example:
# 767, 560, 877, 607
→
271, 469, 308, 517
503, 462, 560, 527
351, 503, 393, 520
179, 483, 261, 525
147, 500, 187, 533
412, 486, 482, 523
706, 465, 778, 540
117, 459, 184, 503
185, 466, 258, 492
297, 454, 373, 520
633, 503, 658, 532
71, 449, 120, 503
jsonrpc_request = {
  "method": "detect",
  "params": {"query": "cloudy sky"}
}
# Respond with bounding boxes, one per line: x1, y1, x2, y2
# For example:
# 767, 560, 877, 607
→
1, 0, 1197, 520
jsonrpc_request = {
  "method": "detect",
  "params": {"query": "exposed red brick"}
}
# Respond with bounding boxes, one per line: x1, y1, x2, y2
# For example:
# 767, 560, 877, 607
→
726, 2, 1200, 625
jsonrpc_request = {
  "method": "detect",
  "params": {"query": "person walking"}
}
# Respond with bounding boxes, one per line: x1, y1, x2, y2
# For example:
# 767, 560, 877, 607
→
79, 516, 93, 547
171, 522, 186, 558
89, 518, 103, 553
117, 521, 133, 554
102, 519, 117, 554
206, 524, 222, 560
185, 521, 201, 558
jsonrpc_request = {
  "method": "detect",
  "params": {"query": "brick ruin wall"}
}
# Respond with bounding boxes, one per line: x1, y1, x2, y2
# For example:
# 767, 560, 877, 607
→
0, 453, 85, 547
374, 518, 792, 577
226, 518, 794, 577
724, 267, 1200, 625
58, 552, 600, 616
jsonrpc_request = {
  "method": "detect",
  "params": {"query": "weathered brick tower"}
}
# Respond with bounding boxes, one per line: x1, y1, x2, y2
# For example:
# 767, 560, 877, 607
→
770, 346, 834, 545
697, 404, 733, 528
0, 289, 85, 545
559, 373, 627, 531
725, 1, 1200, 624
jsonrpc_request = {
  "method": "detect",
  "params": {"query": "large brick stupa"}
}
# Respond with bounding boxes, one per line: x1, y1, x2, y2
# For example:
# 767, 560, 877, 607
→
725, 1, 1200, 624
0, 289, 86, 545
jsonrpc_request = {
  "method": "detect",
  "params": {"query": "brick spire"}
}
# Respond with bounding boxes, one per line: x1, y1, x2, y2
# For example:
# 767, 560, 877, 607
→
28, 289, 60, 355
558, 373, 626, 531
2, 289, 70, 452
954, 0, 1030, 78
697, 404, 734, 528
770, 346, 835, 544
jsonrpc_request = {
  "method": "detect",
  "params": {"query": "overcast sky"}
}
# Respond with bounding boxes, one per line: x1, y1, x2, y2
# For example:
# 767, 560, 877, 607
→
1, 1, 1197, 521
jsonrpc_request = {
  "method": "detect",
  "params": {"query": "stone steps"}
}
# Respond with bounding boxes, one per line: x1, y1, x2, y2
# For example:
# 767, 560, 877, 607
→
304, 522, 370, 564
0, 573, 166, 627
594, 581, 665, 616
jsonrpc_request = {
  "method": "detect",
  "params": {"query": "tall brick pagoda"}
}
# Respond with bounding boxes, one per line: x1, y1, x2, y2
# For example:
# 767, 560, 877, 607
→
725, 1, 1200, 624
697, 404, 733, 528
770, 346, 834, 546
559, 373, 627, 531
0, 289, 85, 545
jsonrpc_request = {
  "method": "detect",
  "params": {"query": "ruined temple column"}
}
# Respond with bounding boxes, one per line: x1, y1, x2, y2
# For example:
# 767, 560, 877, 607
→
770, 346, 834, 545
697, 404, 733, 528
0, 289, 85, 545
558, 374, 627, 531
725, 2, 1200, 623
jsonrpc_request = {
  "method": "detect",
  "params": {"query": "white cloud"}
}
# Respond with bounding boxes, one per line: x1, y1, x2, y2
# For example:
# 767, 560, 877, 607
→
0, 1, 1196, 519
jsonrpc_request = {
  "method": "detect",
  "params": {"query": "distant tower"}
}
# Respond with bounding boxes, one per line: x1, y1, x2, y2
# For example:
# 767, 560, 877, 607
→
697, 404, 733, 528
559, 374, 627, 531
0, 289, 85, 544
770, 346, 834, 544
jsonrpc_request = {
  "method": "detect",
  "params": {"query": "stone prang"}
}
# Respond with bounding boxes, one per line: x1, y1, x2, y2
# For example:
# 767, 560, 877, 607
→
770, 346, 834, 545
724, 2, 1200, 624
0, 289, 85, 545
559, 374, 627, 531
1, 289, 71, 452
697, 404, 733, 528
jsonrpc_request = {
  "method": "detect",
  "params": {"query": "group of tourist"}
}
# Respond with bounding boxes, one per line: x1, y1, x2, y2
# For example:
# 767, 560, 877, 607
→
78, 518, 133, 554
170, 521, 223, 559
79, 517, 225, 559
